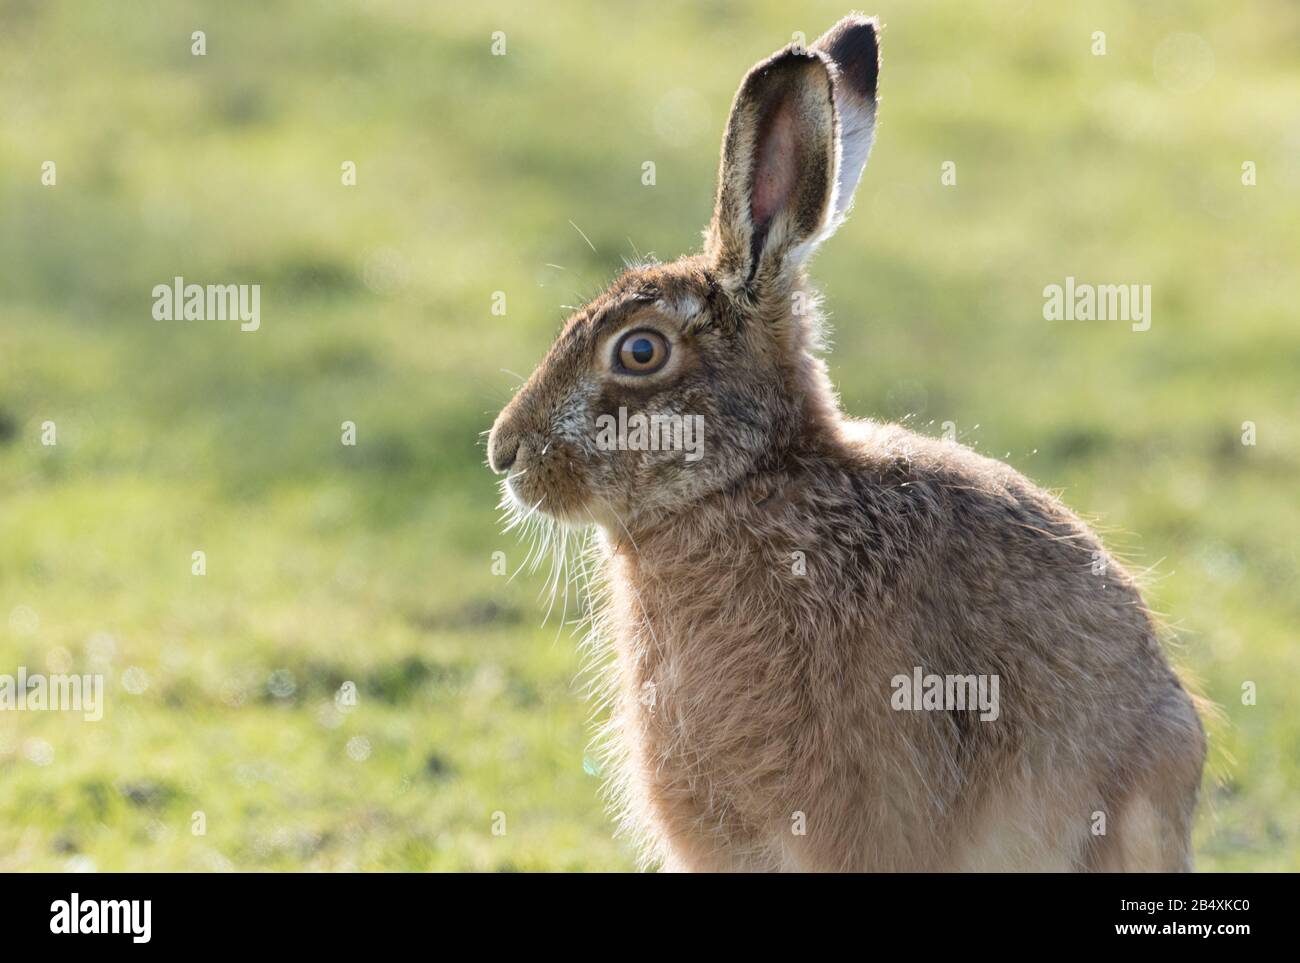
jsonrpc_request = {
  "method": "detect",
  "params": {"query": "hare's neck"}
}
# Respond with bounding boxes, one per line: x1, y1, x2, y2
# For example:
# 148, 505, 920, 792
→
601, 477, 791, 660
598, 482, 822, 822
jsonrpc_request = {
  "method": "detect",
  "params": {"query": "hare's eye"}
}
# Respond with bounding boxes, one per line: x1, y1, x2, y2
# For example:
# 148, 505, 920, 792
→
615, 330, 670, 374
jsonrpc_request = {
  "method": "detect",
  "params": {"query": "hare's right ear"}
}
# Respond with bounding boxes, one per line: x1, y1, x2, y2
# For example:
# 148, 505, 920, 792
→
813, 14, 881, 225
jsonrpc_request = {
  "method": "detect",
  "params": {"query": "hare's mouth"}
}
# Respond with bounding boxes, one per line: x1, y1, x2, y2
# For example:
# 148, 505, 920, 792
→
501, 460, 594, 528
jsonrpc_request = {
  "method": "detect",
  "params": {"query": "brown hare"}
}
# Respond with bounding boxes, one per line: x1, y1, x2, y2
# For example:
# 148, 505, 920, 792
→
487, 14, 1205, 871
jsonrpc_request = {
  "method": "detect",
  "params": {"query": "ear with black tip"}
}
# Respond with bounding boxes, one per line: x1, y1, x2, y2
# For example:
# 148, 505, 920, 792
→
813, 14, 881, 224
706, 47, 838, 290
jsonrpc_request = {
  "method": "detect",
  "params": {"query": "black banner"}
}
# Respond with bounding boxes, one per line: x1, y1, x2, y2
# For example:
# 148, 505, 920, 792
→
0, 871, 1276, 947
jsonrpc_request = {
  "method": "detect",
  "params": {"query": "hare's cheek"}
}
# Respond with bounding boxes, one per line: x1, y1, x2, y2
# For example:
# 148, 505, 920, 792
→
550, 380, 601, 451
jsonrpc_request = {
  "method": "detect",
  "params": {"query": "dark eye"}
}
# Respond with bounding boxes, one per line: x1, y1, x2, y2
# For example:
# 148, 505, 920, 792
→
615, 330, 670, 374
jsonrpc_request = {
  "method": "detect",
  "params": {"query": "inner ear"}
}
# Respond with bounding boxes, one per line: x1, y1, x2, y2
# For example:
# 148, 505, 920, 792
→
751, 101, 799, 239
748, 74, 835, 272
708, 50, 838, 288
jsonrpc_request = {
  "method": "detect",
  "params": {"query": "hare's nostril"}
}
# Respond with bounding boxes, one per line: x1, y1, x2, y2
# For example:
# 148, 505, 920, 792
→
490, 437, 519, 474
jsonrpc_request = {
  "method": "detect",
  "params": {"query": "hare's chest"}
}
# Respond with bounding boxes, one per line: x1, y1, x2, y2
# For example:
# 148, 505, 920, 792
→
613, 618, 804, 865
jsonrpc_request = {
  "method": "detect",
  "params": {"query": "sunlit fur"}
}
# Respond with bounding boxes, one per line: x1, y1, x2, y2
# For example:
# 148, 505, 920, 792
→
487, 14, 1205, 872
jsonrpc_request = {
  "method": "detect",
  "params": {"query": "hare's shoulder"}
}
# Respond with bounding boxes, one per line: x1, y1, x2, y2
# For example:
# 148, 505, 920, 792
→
832, 417, 1020, 489
822, 420, 1148, 636
826, 418, 1093, 547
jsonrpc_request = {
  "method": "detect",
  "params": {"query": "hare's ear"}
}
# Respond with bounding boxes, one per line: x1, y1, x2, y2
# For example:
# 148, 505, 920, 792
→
813, 14, 881, 225
706, 47, 838, 290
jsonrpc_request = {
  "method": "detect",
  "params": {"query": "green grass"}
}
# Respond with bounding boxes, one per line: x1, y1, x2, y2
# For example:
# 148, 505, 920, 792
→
1, 0, 1298, 870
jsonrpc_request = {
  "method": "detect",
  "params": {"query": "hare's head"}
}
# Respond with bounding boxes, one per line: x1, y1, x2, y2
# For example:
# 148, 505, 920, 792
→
488, 15, 880, 532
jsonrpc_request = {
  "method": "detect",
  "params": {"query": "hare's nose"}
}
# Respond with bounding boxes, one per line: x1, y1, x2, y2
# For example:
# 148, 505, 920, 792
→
487, 425, 519, 474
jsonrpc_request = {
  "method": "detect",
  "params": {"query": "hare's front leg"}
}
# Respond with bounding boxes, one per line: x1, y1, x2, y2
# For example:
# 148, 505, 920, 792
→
1090, 770, 1201, 871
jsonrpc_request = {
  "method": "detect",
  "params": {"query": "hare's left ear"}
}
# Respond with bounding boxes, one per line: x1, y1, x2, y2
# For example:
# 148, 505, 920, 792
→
707, 16, 880, 291
707, 48, 837, 289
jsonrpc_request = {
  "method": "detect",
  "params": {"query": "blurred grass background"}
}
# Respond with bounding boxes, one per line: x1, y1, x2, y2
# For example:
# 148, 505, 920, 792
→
1, 0, 1297, 870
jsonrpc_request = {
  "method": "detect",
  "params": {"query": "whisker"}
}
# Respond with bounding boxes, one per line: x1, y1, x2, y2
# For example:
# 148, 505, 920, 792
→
568, 219, 598, 253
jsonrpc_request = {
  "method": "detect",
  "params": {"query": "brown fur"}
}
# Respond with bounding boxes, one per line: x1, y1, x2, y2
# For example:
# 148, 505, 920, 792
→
487, 15, 1205, 872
